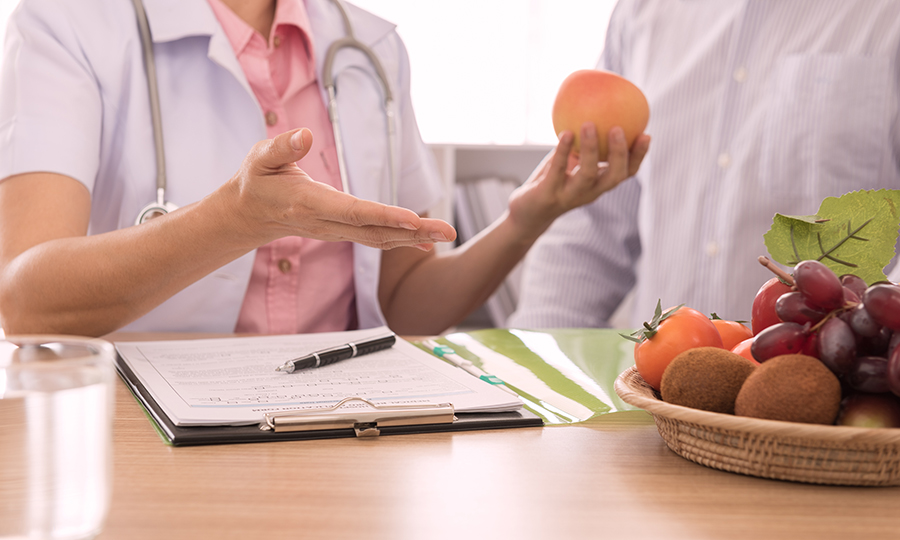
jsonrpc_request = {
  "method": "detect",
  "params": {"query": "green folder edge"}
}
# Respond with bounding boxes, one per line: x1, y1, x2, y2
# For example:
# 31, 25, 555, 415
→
414, 328, 651, 426
119, 376, 175, 446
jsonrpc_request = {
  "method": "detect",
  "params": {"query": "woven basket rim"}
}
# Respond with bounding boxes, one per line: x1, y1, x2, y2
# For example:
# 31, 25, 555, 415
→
614, 366, 900, 445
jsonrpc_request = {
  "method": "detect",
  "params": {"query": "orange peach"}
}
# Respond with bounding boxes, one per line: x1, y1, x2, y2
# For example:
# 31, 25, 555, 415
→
552, 70, 649, 161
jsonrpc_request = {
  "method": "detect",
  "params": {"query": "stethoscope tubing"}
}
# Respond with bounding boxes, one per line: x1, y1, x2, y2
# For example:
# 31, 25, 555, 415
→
130, 0, 400, 226
131, 0, 177, 225
321, 0, 399, 205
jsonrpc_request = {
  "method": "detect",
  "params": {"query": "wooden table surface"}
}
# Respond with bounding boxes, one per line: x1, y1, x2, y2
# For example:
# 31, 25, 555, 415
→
97, 334, 900, 540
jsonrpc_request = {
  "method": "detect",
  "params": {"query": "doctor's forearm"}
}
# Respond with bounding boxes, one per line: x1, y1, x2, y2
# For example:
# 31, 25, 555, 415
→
0, 197, 256, 336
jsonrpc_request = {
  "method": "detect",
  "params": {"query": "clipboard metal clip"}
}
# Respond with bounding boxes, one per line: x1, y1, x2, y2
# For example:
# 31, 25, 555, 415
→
258, 396, 456, 437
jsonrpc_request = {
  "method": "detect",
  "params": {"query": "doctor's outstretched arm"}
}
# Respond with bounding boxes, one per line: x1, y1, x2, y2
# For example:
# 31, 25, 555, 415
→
0, 129, 454, 336
379, 123, 650, 335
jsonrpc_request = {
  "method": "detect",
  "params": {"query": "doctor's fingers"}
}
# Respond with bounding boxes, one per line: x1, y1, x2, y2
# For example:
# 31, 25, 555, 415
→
300, 194, 456, 244
344, 211, 456, 248
325, 195, 429, 232
248, 128, 314, 172
308, 219, 454, 250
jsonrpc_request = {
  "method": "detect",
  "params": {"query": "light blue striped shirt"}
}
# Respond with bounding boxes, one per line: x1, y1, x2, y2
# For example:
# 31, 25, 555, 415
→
510, 0, 900, 329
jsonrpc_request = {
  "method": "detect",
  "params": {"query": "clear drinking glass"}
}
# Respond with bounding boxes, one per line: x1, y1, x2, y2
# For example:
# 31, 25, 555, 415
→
0, 336, 115, 540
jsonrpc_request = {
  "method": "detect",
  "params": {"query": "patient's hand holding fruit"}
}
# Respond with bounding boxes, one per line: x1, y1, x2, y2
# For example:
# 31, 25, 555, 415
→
552, 69, 649, 161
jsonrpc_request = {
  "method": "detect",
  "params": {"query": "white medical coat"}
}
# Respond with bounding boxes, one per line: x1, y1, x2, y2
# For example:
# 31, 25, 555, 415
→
0, 0, 442, 332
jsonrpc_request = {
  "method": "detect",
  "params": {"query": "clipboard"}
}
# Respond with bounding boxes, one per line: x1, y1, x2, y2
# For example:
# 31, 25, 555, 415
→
116, 353, 543, 447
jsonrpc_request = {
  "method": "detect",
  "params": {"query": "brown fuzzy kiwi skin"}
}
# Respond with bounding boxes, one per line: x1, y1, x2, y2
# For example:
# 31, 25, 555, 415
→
734, 354, 841, 425
660, 347, 757, 414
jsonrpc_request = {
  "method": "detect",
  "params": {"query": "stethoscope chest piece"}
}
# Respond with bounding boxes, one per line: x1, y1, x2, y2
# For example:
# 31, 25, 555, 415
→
135, 199, 179, 225
135, 187, 178, 225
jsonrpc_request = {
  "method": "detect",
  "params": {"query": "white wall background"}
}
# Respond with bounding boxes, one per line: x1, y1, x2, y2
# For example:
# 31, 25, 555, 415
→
0, 0, 617, 145
351, 0, 617, 145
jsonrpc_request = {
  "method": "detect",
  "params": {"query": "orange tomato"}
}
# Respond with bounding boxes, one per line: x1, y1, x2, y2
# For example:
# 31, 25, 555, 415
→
711, 318, 754, 351
633, 305, 724, 390
730, 337, 760, 365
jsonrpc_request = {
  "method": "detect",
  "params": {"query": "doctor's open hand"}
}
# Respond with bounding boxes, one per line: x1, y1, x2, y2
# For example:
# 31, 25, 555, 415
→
506, 123, 650, 240
217, 128, 456, 251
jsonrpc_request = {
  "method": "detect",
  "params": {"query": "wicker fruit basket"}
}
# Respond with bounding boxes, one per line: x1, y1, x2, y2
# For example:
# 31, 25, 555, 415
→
614, 366, 900, 486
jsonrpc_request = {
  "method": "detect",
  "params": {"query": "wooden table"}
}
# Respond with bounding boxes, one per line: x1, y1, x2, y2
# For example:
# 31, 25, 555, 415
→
98, 335, 900, 540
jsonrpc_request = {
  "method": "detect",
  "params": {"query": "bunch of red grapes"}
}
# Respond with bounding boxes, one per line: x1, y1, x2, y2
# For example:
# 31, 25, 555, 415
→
751, 260, 900, 422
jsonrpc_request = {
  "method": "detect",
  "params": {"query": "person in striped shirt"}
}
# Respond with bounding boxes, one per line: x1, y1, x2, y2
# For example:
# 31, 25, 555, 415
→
510, 0, 900, 329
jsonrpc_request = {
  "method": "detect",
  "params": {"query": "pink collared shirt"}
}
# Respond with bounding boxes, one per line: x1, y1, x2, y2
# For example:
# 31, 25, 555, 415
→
208, 0, 356, 334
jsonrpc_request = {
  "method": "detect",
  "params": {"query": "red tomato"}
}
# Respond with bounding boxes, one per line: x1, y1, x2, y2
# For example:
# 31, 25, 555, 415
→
633, 305, 724, 390
751, 277, 792, 335
711, 318, 754, 350
730, 337, 760, 365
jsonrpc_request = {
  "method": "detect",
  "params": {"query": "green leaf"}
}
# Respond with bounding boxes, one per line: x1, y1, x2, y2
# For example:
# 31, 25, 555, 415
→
763, 189, 900, 285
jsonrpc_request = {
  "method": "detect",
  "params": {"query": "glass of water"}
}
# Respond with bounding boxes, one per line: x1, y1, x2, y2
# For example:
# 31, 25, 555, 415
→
0, 336, 115, 540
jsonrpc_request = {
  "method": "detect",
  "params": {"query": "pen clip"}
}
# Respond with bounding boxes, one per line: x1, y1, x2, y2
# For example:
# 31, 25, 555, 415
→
258, 396, 456, 437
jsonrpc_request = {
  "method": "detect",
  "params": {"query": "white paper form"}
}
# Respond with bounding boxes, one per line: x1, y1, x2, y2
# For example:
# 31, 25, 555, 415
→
115, 327, 522, 426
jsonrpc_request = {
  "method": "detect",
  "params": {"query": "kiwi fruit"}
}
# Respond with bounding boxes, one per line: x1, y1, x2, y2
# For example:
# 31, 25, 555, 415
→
660, 347, 757, 414
734, 354, 841, 425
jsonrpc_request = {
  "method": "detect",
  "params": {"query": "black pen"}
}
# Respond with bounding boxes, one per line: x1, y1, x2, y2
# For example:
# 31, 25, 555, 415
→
275, 333, 397, 373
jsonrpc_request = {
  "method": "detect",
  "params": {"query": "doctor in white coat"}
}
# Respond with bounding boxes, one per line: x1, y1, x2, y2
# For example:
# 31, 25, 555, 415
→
0, 0, 649, 337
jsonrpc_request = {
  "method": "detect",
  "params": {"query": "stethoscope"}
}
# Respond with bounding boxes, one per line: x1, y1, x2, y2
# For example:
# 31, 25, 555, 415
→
130, 0, 400, 226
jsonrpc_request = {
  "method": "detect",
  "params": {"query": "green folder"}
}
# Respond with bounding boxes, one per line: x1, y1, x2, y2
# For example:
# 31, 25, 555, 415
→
416, 328, 647, 426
